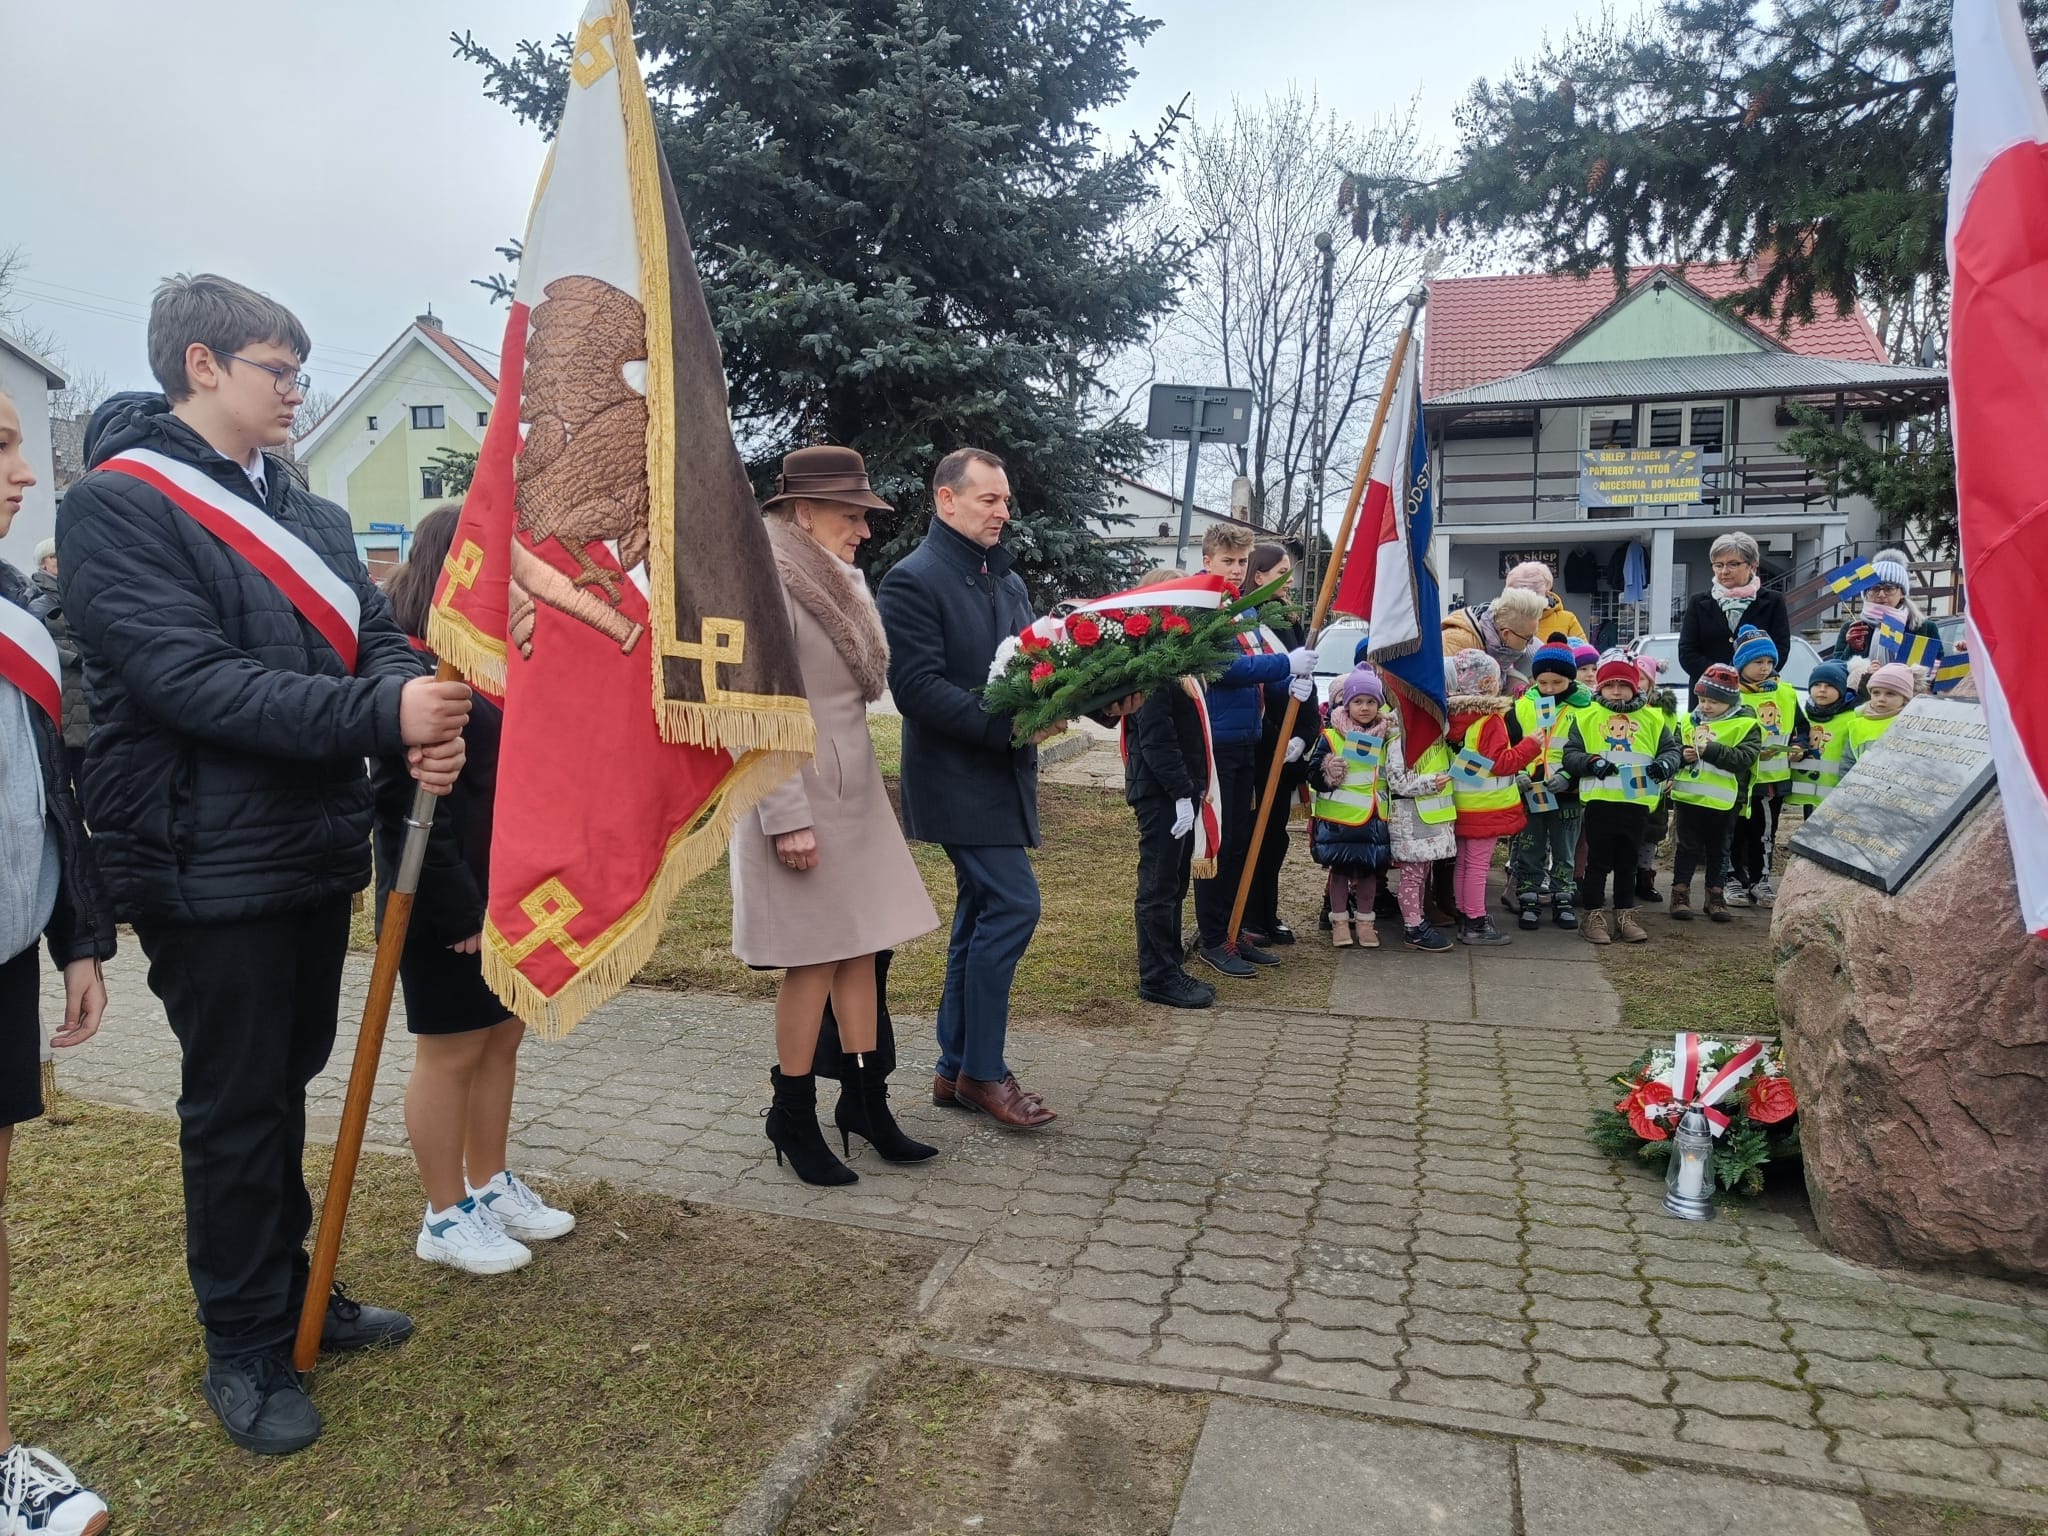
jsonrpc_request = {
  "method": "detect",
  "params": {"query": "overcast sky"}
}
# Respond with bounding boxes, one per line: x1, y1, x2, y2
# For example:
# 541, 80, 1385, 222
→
2, 0, 1575, 403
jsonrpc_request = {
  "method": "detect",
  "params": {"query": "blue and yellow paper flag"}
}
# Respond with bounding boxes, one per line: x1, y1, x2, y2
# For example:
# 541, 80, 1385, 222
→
1822, 558, 1881, 602
1449, 745, 1495, 788
1873, 615, 1943, 669
1933, 655, 1972, 694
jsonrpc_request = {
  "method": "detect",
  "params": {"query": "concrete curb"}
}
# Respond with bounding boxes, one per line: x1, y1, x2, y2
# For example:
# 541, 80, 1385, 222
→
1038, 731, 1093, 767
917, 1340, 2048, 1524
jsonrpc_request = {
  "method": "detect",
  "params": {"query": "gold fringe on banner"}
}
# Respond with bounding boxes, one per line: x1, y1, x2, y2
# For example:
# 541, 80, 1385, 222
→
478, 741, 802, 1039
426, 599, 509, 699
1190, 858, 1218, 881
40, 1057, 56, 1105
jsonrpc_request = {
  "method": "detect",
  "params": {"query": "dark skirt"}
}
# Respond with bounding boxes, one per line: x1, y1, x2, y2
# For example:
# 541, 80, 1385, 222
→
399, 936, 514, 1036
1, 943, 45, 1127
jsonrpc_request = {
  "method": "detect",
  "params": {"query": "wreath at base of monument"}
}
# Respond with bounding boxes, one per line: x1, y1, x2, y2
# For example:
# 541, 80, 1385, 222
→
1588, 1034, 1801, 1197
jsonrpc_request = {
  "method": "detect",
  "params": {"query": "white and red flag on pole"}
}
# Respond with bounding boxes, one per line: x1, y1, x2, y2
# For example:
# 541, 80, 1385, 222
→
1331, 346, 1447, 759
1947, 0, 2048, 937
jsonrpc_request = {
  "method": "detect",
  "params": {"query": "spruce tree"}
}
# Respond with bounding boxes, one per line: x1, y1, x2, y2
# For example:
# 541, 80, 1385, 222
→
455, 0, 1188, 603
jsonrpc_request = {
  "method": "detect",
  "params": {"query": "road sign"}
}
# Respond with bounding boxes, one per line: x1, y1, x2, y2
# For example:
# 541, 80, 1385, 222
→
1146, 384, 1254, 446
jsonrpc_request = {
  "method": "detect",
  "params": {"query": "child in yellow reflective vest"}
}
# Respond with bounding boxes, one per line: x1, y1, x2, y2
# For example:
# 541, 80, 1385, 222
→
1787, 660, 1853, 814
1306, 666, 1393, 948
1444, 649, 1545, 946
1727, 625, 1805, 909
1507, 635, 1590, 932
1667, 664, 1760, 923
1384, 699, 1458, 954
1560, 650, 1683, 946
1824, 661, 1915, 779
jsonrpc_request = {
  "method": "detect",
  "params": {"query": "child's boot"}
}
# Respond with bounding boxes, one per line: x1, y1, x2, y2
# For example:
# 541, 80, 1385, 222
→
1614, 909, 1650, 944
1517, 892, 1541, 931
1635, 868, 1662, 904
1404, 922, 1454, 953
1331, 912, 1354, 947
1668, 883, 1692, 921
1552, 895, 1578, 930
1703, 886, 1732, 923
1581, 908, 1612, 945
1354, 906, 1379, 948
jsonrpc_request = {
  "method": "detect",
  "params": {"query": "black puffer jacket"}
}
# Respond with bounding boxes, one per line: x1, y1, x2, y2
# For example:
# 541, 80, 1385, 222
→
56, 394, 424, 925
27, 566, 89, 750
1, 561, 115, 968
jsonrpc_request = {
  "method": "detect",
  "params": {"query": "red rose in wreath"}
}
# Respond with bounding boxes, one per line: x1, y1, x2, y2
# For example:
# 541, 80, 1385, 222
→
1615, 1079, 1675, 1140
1068, 617, 1103, 647
1162, 613, 1192, 634
1123, 612, 1153, 637
1029, 661, 1055, 688
1746, 1075, 1798, 1125
1020, 630, 1048, 654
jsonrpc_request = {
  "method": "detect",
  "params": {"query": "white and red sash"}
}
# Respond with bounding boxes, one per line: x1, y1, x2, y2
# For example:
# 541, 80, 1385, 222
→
0, 596, 62, 725
96, 447, 361, 672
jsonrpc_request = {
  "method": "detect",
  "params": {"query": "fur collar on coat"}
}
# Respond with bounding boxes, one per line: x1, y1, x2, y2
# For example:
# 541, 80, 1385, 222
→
1446, 693, 1514, 718
767, 519, 890, 703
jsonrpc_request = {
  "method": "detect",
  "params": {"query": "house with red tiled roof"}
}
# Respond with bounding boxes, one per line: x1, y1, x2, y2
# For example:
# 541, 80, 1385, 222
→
292, 311, 499, 577
1420, 263, 1946, 647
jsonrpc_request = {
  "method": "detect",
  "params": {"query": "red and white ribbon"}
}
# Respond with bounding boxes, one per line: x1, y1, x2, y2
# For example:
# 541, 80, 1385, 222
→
98, 447, 361, 672
0, 596, 62, 725
1068, 572, 1235, 614
1674, 1031, 1765, 1135
1117, 676, 1223, 878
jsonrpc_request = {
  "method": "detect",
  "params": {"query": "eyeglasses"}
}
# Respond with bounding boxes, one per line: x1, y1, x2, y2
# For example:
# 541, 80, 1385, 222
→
217, 352, 311, 398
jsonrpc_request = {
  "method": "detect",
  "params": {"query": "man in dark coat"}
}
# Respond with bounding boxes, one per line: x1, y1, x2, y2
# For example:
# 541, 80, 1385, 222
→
56, 275, 474, 1458
877, 448, 1057, 1128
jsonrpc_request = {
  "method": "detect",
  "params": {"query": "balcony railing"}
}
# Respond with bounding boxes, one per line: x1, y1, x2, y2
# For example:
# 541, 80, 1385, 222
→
1438, 449, 1840, 526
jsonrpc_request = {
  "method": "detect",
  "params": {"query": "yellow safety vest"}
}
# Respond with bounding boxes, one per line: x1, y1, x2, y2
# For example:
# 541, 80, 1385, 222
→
1410, 739, 1458, 825
1788, 711, 1848, 808
1823, 709, 1900, 780
1743, 679, 1799, 785
1512, 690, 1572, 779
1449, 718, 1520, 816
1671, 711, 1760, 812
1577, 705, 1666, 805
1311, 728, 1386, 825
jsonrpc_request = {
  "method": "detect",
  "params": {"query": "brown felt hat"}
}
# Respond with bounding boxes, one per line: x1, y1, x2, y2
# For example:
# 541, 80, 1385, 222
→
762, 445, 892, 512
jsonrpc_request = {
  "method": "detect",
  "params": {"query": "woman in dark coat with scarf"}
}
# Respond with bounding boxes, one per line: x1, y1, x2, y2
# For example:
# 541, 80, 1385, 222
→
1241, 543, 1320, 945
1678, 531, 1791, 681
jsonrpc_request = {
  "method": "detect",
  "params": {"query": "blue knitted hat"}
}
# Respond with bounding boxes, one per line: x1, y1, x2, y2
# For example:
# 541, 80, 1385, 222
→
1733, 625, 1779, 672
1808, 660, 1850, 696
1530, 632, 1577, 682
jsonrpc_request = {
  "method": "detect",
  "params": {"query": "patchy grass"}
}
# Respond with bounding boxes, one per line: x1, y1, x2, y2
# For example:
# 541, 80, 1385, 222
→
1861, 1500, 2048, 1536
360, 716, 1336, 1027
1597, 902, 1778, 1034
6, 1097, 934, 1536
781, 1360, 1205, 1536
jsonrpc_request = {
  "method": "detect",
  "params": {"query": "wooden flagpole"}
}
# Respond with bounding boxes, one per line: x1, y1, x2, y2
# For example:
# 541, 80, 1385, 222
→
1227, 282, 1429, 948
295, 659, 461, 1374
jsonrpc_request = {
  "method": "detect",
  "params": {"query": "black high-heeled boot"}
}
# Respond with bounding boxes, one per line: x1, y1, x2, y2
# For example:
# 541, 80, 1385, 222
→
837, 1053, 939, 1163
765, 1068, 857, 1185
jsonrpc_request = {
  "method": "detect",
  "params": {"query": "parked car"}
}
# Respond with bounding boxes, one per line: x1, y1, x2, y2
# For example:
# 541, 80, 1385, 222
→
1636, 631, 1823, 717
1311, 621, 1368, 692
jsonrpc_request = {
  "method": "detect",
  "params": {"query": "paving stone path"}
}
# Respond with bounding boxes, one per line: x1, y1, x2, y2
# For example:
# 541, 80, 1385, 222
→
45, 910, 2048, 1522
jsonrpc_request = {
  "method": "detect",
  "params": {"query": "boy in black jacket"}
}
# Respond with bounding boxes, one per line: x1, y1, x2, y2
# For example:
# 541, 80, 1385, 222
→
57, 275, 473, 1457
1124, 566, 1221, 1010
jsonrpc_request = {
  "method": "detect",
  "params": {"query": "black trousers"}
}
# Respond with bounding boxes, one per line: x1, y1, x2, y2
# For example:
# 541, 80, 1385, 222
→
1581, 801, 1650, 910
136, 897, 351, 1361
1727, 781, 1784, 889
1672, 804, 1736, 888
1133, 793, 1196, 988
1193, 740, 1257, 948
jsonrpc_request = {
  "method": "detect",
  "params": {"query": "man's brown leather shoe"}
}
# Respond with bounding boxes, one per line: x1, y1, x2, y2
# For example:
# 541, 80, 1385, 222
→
955, 1073, 1057, 1128
933, 1072, 962, 1108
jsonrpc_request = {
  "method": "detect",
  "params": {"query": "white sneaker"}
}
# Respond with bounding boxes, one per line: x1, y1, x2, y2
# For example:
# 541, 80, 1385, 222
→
415, 1200, 532, 1275
468, 1170, 576, 1243
1750, 875, 1776, 906
1, 1443, 109, 1536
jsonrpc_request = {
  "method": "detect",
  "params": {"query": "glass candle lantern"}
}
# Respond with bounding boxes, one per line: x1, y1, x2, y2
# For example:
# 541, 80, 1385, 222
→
1662, 1106, 1716, 1222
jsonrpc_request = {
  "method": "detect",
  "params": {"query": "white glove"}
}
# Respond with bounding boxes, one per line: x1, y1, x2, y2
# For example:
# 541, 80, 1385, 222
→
1284, 737, 1306, 763
1171, 798, 1196, 840
1287, 675, 1315, 702
1287, 646, 1316, 677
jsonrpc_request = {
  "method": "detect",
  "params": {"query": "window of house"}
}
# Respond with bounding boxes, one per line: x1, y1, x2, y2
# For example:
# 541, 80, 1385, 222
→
1585, 406, 1635, 450
477, 410, 490, 428
1688, 406, 1725, 454
1643, 402, 1726, 452
1648, 407, 1685, 448
420, 468, 445, 500
411, 405, 445, 430
366, 415, 378, 431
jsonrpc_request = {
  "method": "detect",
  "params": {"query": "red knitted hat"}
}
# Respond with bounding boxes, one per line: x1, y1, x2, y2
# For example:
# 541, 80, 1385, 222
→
1595, 651, 1641, 691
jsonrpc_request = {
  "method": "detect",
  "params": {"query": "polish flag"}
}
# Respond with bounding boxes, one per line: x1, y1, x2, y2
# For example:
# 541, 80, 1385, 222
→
1333, 346, 1420, 636
1947, 0, 2048, 936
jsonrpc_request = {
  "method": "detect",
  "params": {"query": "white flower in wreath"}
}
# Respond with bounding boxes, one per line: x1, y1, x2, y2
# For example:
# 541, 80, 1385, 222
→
988, 635, 1023, 684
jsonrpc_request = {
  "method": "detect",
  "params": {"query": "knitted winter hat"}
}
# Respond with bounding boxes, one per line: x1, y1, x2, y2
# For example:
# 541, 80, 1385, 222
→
1732, 624, 1779, 672
1353, 634, 1373, 665
1571, 640, 1600, 668
1872, 547, 1912, 592
1867, 661, 1916, 698
1335, 665, 1384, 707
1595, 650, 1641, 691
1530, 633, 1577, 682
1449, 647, 1501, 696
1807, 660, 1851, 697
1695, 664, 1742, 704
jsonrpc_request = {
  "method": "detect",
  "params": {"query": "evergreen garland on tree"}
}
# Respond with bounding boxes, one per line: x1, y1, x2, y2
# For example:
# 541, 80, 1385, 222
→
455, 0, 1190, 606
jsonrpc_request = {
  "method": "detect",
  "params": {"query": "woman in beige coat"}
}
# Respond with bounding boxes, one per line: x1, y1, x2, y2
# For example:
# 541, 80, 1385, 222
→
732, 447, 940, 1186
